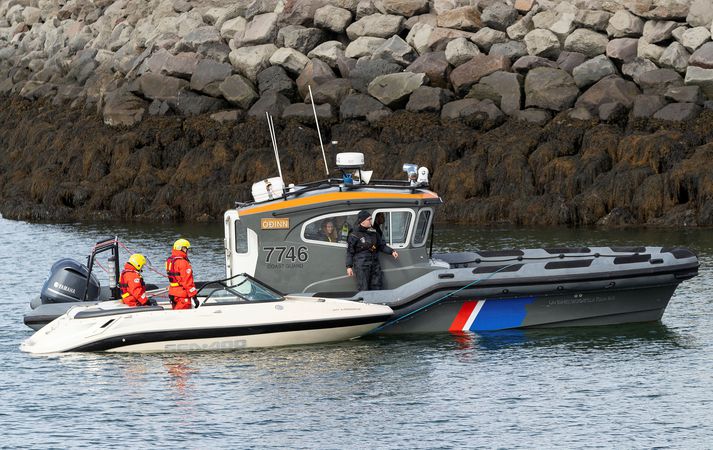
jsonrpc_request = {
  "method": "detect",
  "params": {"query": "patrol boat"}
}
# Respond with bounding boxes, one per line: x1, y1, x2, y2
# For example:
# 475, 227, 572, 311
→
21, 274, 392, 353
219, 152, 699, 332
23, 153, 699, 333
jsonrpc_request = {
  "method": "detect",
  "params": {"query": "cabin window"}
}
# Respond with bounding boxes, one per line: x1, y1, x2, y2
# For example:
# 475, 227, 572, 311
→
301, 212, 359, 246
373, 209, 414, 249
235, 220, 249, 253
412, 208, 433, 247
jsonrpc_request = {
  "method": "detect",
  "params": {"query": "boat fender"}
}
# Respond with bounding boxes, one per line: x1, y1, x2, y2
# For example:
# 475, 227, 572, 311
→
594, 253, 600, 258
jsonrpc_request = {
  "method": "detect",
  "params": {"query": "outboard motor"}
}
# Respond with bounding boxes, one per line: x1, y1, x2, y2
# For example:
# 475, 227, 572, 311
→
40, 258, 101, 303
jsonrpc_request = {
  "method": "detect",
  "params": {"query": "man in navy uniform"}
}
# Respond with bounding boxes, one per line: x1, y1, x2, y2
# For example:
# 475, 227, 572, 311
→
346, 210, 399, 290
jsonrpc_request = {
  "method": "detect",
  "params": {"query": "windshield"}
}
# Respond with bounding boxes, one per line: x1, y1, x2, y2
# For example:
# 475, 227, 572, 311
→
201, 274, 284, 304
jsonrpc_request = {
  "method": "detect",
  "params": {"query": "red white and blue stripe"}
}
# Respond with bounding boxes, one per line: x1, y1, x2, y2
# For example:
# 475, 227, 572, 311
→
449, 297, 536, 331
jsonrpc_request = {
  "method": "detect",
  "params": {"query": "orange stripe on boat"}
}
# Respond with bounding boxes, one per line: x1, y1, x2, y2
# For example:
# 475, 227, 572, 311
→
238, 191, 440, 216
449, 301, 478, 331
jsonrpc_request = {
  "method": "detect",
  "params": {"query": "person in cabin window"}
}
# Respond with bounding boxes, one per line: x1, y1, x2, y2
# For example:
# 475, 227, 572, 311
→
319, 219, 338, 243
119, 254, 150, 307
166, 239, 199, 310
346, 210, 399, 290
373, 212, 385, 238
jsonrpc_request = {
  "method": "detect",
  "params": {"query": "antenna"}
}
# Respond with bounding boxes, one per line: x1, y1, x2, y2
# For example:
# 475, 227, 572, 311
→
265, 112, 284, 181
308, 84, 329, 176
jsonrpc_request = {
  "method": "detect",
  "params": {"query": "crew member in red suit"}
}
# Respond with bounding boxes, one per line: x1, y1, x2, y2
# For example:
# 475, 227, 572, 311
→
120, 254, 150, 307
166, 238, 199, 310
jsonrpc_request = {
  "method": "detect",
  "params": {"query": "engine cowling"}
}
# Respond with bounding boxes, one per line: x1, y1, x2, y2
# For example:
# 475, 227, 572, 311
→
40, 258, 100, 303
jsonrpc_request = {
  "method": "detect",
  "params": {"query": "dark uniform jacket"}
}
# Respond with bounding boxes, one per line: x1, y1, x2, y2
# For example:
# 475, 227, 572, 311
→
346, 225, 393, 268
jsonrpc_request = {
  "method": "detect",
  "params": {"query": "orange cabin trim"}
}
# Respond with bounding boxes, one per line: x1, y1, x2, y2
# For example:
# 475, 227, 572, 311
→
238, 191, 440, 217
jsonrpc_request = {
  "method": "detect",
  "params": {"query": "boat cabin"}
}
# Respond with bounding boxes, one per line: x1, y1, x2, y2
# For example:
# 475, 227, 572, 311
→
223, 153, 443, 294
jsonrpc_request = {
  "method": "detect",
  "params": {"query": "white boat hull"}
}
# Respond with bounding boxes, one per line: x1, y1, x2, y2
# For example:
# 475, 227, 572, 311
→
21, 297, 392, 354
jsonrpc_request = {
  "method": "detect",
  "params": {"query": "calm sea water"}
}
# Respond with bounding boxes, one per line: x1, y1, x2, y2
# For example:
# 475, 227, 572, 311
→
1, 215, 711, 448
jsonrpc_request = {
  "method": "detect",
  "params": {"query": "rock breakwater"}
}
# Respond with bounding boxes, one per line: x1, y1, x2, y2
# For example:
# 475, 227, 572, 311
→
2, 0, 713, 226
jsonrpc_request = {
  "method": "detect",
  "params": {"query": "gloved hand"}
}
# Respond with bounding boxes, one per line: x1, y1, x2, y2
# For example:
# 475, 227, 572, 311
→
192, 297, 200, 309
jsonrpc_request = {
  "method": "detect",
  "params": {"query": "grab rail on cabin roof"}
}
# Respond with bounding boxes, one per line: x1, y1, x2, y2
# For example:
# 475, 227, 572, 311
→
235, 177, 436, 207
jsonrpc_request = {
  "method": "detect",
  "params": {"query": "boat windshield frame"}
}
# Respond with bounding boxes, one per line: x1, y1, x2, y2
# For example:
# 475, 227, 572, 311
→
198, 273, 285, 306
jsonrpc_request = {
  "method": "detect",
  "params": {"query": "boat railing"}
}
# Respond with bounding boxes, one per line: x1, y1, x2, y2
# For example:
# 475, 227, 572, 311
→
235, 177, 435, 208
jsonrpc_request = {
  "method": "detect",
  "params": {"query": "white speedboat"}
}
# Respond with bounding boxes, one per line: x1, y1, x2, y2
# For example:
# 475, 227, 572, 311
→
21, 274, 392, 354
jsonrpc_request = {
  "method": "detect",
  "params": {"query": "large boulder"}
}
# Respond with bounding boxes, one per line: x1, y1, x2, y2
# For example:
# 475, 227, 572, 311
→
278, 26, 325, 54
523, 29, 561, 58
102, 87, 146, 127
247, 91, 291, 117
606, 38, 639, 63
681, 27, 711, 53
622, 57, 659, 84
296, 58, 336, 98
471, 27, 508, 53
642, 20, 678, 44
653, 103, 702, 121
405, 51, 451, 88
382, 0, 429, 17
371, 35, 417, 66
349, 58, 403, 92
282, 102, 335, 123
169, 91, 228, 116
481, 3, 518, 32
575, 76, 640, 112
178, 26, 223, 52
445, 37, 481, 67
524, 67, 579, 111
606, 10, 644, 38
308, 41, 345, 68
449, 54, 511, 96
340, 93, 389, 120
638, 68, 684, 95
219, 74, 259, 109
239, 12, 278, 46
269, 47, 310, 75
345, 36, 386, 58
405, 86, 454, 112
689, 42, 713, 69
684, 66, 713, 99
574, 10, 612, 32
572, 55, 618, 88
190, 59, 233, 97
512, 55, 558, 73
162, 52, 200, 79
687, 0, 713, 28
304, 78, 353, 106
367, 72, 427, 107
346, 14, 404, 40
467, 70, 523, 115
564, 29, 609, 57
632, 94, 667, 118
229, 44, 278, 81
437, 6, 483, 32
314, 5, 352, 33
441, 98, 504, 121
659, 42, 690, 73
136, 73, 188, 101
257, 65, 297, 99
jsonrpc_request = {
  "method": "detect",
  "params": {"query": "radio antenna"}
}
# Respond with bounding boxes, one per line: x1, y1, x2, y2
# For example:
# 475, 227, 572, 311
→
308, 84, 329, 176
265, 112, 284, 181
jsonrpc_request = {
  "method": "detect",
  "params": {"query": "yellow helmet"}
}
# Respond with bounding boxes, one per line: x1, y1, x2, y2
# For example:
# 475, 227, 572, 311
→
128, 253, 146, 271
173, 238, 191, 251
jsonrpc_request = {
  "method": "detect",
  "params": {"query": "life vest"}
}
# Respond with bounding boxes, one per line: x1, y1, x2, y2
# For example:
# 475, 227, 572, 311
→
119, 266, 146, 306
165, 251, 196, 298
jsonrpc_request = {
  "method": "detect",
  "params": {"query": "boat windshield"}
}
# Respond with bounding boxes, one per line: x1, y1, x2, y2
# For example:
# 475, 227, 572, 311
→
200, 274, 284, 305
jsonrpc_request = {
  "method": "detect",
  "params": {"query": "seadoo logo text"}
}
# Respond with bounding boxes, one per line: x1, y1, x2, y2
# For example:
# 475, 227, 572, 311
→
164, 340, 247, 351
53, 282, 76, 294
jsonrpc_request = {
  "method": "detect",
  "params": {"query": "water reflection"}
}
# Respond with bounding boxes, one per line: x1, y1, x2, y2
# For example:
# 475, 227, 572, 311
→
441, 322, 688, 353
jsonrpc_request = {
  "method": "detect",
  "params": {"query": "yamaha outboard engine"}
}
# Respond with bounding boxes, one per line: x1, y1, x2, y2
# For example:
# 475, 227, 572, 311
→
40, 258, 101, 303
